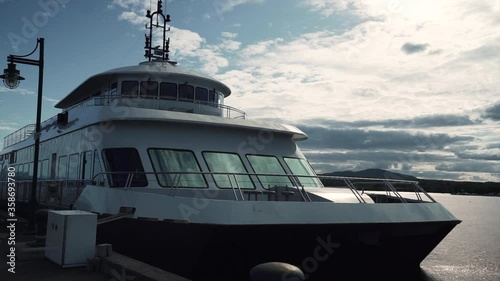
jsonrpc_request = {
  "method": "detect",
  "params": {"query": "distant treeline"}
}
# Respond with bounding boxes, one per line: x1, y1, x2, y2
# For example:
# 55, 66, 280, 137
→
417, 179, 500, 195
319, 178, 500, 195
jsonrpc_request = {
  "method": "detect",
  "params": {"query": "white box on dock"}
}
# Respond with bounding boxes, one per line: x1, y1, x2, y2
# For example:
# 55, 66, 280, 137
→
45, 210, 97, 267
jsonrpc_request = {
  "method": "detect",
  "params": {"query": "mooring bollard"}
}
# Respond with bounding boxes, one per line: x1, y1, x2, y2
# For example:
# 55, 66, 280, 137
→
250, 262, 305, 281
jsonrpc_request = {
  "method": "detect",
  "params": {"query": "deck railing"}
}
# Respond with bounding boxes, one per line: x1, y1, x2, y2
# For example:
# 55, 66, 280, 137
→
3, 124, 36, 149
0, 172, 436, 208
2, 96, 246, 148
67, 95, 247, 119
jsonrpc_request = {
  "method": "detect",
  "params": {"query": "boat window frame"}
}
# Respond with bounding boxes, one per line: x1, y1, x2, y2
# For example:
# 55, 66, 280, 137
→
195, 87, 209, 103
80, 150, 93, 180
140, 80, 159, 98
92, 149, 102, 178
179, 84, 195, 101
147, 148, 208, 189
57, 155, 68, 180
41, 159, 49, 180
202, 151, 255, 190
102, 147, 148, 188
68, 153, 80, 180
160, 82, 178, 100
121, 80, 140, 97
245, 154, 293, 189
282, 157, 323, 188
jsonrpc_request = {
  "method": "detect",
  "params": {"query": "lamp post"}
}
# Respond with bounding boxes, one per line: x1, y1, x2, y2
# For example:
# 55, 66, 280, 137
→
1, 38, 44, 230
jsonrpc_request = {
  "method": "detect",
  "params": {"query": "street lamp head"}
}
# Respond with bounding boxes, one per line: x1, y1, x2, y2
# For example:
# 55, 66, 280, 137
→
0, 63, 25, 89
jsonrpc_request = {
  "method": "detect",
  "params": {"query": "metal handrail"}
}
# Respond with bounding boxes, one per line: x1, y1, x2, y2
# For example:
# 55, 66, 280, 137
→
343, 178, 366, 203
383, 180, 407, 203
3, 124, 36, 148
0, 172, 434, 206
231, 173, 245, 201
66, 95, 247, 119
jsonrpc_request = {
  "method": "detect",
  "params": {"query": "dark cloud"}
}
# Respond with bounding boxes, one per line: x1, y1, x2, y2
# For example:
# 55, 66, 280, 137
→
487, 143, 500, 149
303, 150, 447, 164
482, 102, 500, 120
454, 152, 500, 161
436, 162, 500, 174
301, 114, 476, 129
304, 150, 451, 175
298, 126, 473, 151
401, 43, 429, 54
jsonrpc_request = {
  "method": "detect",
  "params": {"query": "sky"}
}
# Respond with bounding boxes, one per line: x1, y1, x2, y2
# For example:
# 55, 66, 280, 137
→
0, 0, 499, 182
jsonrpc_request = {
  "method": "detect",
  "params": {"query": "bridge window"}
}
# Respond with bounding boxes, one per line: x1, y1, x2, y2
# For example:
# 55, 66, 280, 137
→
283, 158, 323, 188
195, 87, 208, 103
122, 81, 139, 96
140, 80, 158, 98
41, 159, 49, 180
93, 150, 102, 178
68, 153, 79, 180
148, 149, 206, 188
160, 82, 177, 99
203, 152, 254, 189
58, 155, 68, 180
179, 84, 194, 101
103, 148, 147, 187
110, 82, 118, 96
208, 90, 216, 103
247, 155, 292, 188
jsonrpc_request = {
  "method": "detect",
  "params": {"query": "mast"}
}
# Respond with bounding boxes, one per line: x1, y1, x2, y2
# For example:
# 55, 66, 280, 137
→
144, 0, 171, 62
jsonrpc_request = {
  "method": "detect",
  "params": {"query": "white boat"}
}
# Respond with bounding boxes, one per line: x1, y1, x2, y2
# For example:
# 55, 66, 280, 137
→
0, 2, 460, 280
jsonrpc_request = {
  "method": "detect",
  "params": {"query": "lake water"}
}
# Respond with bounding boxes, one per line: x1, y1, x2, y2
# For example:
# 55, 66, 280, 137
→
412, 193, 500, 281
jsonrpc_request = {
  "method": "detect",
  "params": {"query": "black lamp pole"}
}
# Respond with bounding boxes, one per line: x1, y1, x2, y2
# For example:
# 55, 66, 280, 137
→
1, 38, 44, 230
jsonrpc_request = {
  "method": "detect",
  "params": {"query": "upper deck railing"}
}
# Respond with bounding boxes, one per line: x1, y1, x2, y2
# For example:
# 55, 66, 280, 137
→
3, 124, 35, 149
68, 95, 247, 119
2, 95, 247, 149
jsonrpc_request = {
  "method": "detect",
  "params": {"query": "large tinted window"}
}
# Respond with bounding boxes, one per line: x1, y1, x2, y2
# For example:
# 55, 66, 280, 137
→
160, 82, 177, 99
103, 148, 147, 187
40, 159, 49, 180
195, 87, 209, 102
203, 152, 254, 189
140, 81, 158, 98
93, 150, 102, 178
68, 153, 79, 180
58, 156, 68, 180
148, 149, 206, 188
208, 90, 216, 103
284, 158, 323, 187
179, 85, 194, 101
122, 81, 139, 96
247, 155, 292, 188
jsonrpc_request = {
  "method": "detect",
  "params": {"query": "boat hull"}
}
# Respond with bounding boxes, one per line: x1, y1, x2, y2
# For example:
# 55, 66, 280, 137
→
97, 218, 459, 281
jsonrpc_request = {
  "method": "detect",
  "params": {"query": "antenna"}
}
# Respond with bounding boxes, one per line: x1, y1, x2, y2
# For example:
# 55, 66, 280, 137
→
144, 0, 172, 62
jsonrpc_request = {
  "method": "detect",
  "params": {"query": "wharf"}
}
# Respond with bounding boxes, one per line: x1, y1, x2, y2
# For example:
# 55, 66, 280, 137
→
0, 210, 191, 281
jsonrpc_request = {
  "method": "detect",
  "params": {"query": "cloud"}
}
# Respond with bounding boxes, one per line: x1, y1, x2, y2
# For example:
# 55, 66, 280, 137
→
213, 0, 265, 14
221, 32, 238, 39
0, 87, 35, 95
436, 162, 500, 174
455, 152, 500, 161
0, 125, 17, 131
401, 43, 429, 54
43, 96, 59, 104
298, 126, 473, 151
301, 114, 477, 129
482, 102, 500, 120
